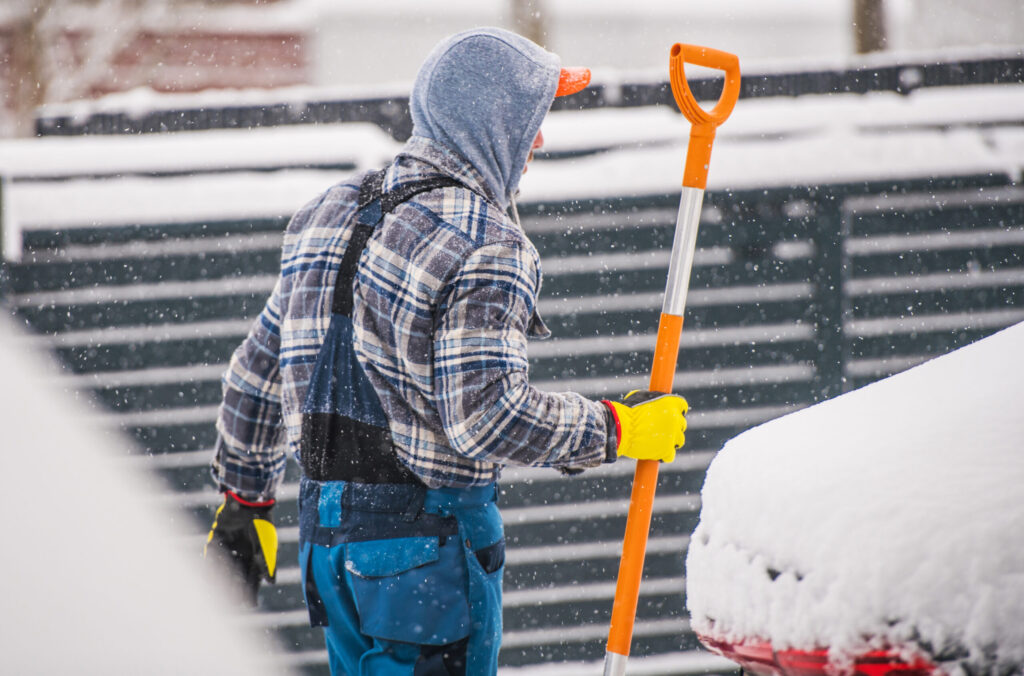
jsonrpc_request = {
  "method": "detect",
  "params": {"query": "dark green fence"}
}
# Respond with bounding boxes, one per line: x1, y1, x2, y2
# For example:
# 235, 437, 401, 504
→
3, 167, 1023, 672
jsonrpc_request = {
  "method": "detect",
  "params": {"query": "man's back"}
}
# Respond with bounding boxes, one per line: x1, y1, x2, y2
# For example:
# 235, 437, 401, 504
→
352, 139, 558, 487
270, 134, 607, 490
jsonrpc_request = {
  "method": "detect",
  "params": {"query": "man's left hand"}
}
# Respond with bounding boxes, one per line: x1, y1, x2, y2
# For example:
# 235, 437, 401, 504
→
204, 491, 278, 605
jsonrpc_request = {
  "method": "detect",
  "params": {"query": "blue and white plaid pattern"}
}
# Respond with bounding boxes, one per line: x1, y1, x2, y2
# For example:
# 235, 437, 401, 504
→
212, 137, 610, 500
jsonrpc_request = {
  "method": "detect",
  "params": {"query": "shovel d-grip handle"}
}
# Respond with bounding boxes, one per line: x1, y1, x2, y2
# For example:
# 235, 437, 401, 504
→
670, 43, 741, 189
604, 44, 740, 676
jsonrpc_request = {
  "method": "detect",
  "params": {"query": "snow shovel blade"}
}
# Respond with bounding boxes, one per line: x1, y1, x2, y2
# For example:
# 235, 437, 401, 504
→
603, 43, 739, 676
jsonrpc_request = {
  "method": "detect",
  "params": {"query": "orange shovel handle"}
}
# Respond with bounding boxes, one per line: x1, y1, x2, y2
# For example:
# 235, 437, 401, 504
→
670, 44, 741, 189
670, 44, 741, 127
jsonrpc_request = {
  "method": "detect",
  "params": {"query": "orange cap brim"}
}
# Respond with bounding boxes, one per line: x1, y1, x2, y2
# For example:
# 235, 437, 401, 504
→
555, 67, 591, 97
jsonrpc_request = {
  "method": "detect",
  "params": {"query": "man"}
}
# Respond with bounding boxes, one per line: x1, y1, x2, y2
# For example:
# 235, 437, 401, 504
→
205, 27, 688, 675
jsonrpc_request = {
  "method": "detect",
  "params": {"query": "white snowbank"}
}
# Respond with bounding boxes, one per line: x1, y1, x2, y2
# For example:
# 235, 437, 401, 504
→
685, 321, 1024, 671
0, 314, 291, 674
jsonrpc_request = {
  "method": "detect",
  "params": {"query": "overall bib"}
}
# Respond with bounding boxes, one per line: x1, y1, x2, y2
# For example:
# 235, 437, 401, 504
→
297, 170, 505, 676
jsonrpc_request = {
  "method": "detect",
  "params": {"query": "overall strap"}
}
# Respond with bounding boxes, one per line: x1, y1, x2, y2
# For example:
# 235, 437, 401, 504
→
332, 169, 464, 316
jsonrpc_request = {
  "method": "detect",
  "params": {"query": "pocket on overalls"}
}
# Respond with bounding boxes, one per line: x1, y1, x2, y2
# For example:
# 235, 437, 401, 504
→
457, 501, 505, 576
298, 542, 329, 627
472, 539, 505, 574
453, 502, 504, 675
344, 535, 471, 646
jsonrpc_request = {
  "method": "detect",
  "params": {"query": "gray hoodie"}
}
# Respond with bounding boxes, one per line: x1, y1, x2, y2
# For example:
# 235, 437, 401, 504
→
408, 27, 560, 210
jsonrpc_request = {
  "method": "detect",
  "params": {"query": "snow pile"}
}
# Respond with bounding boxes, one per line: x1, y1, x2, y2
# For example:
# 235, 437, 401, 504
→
686, 321, 1024, 672
0, 314, 290, 674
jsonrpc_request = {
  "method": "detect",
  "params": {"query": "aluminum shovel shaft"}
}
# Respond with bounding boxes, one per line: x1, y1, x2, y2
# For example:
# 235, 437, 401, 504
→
604, 43, 739, 676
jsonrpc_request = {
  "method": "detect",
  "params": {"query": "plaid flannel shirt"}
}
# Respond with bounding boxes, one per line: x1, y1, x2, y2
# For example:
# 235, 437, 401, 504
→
212, 137, 612, 500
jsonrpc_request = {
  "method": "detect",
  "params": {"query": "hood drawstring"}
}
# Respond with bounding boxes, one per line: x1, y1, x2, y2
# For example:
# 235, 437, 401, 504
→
509, 193, 522, 229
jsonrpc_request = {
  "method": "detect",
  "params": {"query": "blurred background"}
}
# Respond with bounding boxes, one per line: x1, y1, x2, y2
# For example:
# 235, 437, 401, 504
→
1, 0, 1022, 137
0, 2, 1021, 675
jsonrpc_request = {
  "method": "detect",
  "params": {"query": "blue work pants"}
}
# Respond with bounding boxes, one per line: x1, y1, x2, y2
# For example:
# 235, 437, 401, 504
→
297, 478, 504, 675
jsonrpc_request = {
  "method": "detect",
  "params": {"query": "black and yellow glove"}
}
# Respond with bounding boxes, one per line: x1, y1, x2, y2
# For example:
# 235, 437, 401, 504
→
602, 390, 688, 463
204, 490, 278, 606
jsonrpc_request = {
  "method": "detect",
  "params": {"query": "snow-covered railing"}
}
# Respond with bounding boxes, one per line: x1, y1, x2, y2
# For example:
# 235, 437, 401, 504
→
0, 174, 20, 267
33, 49, 1024, 139
0, 123, 400, 265
0, 122, 399, 183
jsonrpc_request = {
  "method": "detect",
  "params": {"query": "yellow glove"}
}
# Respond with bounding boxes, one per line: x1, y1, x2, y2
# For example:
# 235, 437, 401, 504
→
602, 390, 688, 463
204, 491, 278, 606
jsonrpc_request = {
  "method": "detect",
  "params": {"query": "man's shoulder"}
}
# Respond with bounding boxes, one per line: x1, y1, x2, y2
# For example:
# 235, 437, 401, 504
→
285, 173, 367, 235
430, 186, 529, 253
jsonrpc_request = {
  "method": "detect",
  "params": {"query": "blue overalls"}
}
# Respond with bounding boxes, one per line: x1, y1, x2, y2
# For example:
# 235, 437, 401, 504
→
297, 170, 504, 675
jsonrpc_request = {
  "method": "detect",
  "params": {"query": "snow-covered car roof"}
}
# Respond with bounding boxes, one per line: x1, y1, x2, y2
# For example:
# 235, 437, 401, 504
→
686, 320, 1024, 673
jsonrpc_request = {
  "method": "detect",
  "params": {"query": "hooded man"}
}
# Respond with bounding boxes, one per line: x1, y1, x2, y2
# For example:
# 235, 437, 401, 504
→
205, 27, 688, 675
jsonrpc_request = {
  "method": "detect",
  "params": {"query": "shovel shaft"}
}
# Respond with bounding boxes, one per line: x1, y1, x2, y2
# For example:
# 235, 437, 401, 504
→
663, 187, 705, 316
605, 43, 739, 673
604, 195, 699, 670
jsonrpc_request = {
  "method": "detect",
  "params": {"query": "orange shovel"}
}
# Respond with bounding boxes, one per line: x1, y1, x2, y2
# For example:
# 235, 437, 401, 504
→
603, 44, 740, 676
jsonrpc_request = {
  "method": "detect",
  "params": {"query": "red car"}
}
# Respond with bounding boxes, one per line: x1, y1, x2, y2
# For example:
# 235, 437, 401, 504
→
686, 322, 1024, 676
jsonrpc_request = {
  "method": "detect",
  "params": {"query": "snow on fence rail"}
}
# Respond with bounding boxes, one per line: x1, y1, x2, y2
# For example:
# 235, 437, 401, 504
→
3, 80, 1023, 267
30, 49, 1024, 139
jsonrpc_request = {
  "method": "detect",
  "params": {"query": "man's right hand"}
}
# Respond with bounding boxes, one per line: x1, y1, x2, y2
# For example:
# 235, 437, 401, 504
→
602, 391, 688, 463
204, 491, 278, 606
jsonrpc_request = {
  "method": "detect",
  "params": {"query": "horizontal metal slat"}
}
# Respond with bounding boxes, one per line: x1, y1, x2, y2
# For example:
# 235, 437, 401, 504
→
15, 293, 266, 334
849, 245, 1023, 279
9, 249, 280, 294
19, 217, 290, 252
